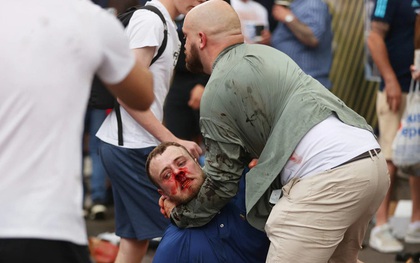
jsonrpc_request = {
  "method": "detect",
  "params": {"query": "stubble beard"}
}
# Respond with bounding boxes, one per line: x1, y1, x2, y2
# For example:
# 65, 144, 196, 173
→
170, 170, 205, 205
185, 43, 204, 74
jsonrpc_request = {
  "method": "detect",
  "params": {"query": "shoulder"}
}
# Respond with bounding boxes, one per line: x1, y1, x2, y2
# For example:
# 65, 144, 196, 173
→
371, 0, 399, 20
131, 7, 165, 25
299, 0, 329, 13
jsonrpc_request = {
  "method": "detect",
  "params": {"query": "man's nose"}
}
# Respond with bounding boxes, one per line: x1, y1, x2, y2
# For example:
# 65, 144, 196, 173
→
174, 169, 187, 181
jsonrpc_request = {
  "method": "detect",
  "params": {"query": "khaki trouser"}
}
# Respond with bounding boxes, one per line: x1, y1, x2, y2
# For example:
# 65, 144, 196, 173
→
265, 152, 389, 263
376, 91, 407, 160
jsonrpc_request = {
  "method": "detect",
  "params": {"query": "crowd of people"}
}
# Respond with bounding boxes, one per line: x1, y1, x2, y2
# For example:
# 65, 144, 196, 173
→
1, 0, 419, 262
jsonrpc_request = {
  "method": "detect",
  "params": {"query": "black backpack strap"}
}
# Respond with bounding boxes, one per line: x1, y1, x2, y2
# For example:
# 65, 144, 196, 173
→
114, 100, 124, 146
114, 5, 167, 146
139, 5, 168, 65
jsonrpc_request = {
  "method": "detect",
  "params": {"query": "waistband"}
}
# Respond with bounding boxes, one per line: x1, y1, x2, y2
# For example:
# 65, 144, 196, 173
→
335, 148, 381, 168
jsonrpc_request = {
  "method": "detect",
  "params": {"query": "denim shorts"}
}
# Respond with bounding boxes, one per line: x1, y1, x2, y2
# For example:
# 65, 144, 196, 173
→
99, 141, 170, 240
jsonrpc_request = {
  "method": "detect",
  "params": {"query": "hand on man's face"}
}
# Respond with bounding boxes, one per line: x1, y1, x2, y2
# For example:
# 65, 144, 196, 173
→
158, 195, 176, 219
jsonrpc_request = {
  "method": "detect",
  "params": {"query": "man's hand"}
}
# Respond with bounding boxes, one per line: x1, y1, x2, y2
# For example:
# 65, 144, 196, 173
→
257, 29, 271, 45
159, 196, 176, 219
411, 64, 420, 81
272, 4, 292, 23
188, 84, 205, 110
384, 80, 402, 112
174, 138, 202, 159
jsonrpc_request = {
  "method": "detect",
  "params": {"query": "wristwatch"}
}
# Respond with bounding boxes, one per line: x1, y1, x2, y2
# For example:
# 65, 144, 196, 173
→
285, 14, 295, 23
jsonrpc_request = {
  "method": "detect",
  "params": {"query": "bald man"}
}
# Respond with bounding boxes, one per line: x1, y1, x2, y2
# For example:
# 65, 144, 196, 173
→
159, 0, 389, 262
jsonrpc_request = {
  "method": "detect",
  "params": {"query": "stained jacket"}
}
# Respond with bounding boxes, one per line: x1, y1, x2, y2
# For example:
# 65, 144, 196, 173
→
171, 43, 373, 231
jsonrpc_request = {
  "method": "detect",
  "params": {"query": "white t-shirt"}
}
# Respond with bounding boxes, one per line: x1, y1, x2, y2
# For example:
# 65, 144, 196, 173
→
0, 0, 135, 245
231, 0, 269, 43
280, 116, 380, 185
97, 0, 181, 148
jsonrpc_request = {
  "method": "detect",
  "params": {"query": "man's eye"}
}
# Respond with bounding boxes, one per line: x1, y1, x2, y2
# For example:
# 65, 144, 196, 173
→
163, 172, 171, 179
178, 160, 186, 167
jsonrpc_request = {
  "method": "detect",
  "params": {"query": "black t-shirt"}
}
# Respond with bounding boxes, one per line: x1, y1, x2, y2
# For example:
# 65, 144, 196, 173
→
371, 0, 416, 92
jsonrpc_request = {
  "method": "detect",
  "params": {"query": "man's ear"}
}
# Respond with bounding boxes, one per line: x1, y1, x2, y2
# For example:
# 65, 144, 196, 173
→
199, 32, 207, 49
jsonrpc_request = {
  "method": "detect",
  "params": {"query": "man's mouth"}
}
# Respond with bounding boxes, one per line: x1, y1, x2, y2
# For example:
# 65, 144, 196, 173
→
181, 179, 192, 190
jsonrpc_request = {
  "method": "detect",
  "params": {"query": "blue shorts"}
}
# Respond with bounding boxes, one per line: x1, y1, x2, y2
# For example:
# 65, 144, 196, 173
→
99, 141, 170, 240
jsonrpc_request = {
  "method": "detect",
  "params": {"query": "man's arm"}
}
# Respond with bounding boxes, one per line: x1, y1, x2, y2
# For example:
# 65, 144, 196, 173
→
272, 5, 318, 47
367, 20, 401, 112
118, 47, 203, 157
187, 73, 209, 110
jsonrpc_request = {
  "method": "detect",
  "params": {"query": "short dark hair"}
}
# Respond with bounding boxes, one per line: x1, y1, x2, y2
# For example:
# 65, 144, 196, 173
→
146, 142, 195, 187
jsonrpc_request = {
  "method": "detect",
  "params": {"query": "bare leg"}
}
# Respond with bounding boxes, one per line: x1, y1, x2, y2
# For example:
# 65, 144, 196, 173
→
405, 175, 420, 243
409, 176, 420, 223
115, 238, 149, 263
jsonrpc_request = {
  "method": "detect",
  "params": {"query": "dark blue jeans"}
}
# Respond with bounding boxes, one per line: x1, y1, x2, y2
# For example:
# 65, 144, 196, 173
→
84, 108, 108, 204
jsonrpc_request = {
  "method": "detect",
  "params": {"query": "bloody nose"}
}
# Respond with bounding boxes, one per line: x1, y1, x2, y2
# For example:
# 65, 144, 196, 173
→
175, 171, 187, 182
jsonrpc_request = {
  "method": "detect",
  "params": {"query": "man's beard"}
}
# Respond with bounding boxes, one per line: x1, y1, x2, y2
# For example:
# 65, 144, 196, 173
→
170, 182, 201, 205
185, 43, 204, 74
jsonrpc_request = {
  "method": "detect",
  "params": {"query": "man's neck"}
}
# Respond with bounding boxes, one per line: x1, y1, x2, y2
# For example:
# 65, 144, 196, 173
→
207, 40, 243, 74
159, 0, 180, 20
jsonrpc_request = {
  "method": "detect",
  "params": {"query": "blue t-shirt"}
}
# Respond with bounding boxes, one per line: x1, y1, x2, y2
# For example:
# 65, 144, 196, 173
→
371, 0, 416, 92
271, 0, 333, 89
153, 173, 270, 263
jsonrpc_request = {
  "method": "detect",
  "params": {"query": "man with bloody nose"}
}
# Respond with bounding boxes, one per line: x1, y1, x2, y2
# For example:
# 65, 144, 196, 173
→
145, 142, 269, 263
147, 142, 205, 207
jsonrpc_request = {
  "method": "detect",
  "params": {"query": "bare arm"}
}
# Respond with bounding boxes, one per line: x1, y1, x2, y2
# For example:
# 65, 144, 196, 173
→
118, 47, 202, 157
367, 21, 401, 112
272, 5, 318, 47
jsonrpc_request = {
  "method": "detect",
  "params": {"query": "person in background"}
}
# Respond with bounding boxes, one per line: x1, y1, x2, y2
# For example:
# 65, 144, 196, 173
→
367, 0, 420, 253
0, 0, 153, 262
84, 0, 138, 221
254, 0, 278, 33
146, 142, 269, 263
271, 0, 333, 89
83, 107, 109, 220
230, 0, 271, 45
96, 0, 204, 262
159, 1, 389, 262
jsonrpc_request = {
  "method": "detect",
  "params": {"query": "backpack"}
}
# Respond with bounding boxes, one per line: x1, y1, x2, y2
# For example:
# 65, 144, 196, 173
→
88, 5, 168, 146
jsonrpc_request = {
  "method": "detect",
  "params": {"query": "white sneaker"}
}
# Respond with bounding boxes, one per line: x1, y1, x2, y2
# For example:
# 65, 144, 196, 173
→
97, 232, 120, 245
89, 204, 107, 220
369, 224, 403, 253
405, 223, 420, 244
